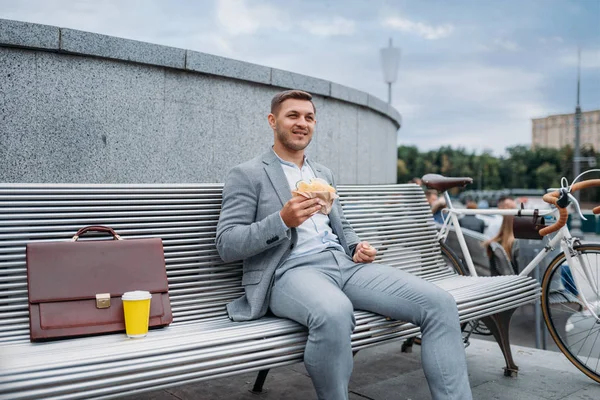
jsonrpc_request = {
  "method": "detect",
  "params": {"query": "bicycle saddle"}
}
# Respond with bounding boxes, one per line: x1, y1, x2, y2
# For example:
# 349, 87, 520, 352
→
421, 174, 473, 191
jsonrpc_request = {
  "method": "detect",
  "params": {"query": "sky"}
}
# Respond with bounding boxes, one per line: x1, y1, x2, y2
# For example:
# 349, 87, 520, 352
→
1, 0, 599, 155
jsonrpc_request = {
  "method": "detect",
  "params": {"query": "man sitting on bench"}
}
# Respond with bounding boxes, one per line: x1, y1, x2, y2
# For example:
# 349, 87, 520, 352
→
216, 89, 473, 400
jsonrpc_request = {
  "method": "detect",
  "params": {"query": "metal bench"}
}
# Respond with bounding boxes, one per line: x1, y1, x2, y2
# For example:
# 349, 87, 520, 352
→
0, 183, 541, 399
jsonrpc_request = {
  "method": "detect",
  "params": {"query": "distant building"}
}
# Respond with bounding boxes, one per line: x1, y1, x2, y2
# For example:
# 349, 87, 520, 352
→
532, 109, 600, 150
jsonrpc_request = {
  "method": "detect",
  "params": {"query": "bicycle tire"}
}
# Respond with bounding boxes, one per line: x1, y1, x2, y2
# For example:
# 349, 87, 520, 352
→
440, 242, 468, 276
541, 243, 600, 384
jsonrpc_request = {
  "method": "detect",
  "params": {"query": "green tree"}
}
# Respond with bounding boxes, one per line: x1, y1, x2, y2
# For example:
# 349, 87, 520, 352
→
396, 144, 599, 202
534, 162, 558, 189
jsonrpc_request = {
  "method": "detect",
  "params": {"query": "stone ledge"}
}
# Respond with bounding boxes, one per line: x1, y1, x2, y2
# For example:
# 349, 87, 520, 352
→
0, 18, 59, 50
367, 94, 390, 117
271, 68, 331, 97
186, 51, 270, 85
387, 105, 402, 127
60, 28, 185, 69
330, 82, 369, 106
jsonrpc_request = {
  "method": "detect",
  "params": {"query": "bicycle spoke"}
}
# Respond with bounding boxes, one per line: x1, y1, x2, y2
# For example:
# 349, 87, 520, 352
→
582, 329, 600, 371
564, 325, 600, 342
568, 325, 600, 352
564, 324, 600, 340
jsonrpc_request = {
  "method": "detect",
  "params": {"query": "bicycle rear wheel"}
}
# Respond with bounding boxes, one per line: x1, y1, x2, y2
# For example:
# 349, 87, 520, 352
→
440, 242, 468, 276
541, 244, 600, 383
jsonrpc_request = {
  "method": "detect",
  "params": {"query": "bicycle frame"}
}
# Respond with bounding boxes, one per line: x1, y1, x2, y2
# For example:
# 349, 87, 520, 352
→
437, 191, 555, 277
436, 191, 600, 322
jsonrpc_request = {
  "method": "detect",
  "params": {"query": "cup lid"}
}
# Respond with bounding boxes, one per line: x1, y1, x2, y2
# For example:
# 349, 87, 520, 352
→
122, 290, 152, 301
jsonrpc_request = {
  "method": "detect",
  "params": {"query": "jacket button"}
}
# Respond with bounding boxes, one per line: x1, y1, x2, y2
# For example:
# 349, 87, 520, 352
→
290, 243, 294, 249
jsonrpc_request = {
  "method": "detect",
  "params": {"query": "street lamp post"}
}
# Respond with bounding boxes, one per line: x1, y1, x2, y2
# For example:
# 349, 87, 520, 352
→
380, 38, 401, 104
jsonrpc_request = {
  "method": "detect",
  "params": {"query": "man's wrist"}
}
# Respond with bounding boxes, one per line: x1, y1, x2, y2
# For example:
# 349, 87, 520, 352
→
279, 212, 290, 230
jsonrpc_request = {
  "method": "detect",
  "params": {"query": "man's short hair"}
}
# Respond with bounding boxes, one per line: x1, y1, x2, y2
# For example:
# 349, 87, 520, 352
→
271, 90, 316, 116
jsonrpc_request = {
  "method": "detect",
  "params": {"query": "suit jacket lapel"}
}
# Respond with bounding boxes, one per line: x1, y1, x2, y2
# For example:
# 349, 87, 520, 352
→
263, 150, 292, 207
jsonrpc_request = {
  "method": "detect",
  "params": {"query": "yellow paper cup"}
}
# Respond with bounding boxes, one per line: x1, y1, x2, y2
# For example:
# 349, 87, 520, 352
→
122, 290, 152, 338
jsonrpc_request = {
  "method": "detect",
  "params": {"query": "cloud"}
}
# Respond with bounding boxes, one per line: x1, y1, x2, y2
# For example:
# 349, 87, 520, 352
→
398, 112, 537, 156
539, 36, 564, 44
400, 64, 544, 103
301, 16, 355, 37
394, 63, 547, 155
215, 0, 288, 36
391, 98, 422, 119
187, 33, 234, 56
560, 48, 600, 69
478, 39, 521, 52
382, 16, 454, 40
494, 39, 520, 51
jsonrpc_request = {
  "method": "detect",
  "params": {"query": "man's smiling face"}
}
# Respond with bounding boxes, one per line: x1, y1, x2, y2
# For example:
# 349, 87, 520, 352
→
270, 98, 316, 152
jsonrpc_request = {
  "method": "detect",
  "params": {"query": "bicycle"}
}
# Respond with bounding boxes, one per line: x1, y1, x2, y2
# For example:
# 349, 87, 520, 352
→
422, 170, 600, 383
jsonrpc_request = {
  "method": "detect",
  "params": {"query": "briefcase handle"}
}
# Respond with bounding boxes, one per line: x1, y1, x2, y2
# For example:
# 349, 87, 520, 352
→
72, 226, 122, 242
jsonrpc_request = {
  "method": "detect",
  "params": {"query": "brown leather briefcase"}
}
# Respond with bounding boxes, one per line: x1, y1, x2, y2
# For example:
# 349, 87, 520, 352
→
26, 226, 172, 341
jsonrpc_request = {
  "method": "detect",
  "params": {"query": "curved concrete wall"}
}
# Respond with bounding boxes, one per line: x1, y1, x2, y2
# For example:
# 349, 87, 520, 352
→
0, 19, 401, 184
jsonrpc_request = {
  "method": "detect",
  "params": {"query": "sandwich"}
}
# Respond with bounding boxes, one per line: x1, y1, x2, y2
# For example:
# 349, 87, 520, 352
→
292, 178, 338, 215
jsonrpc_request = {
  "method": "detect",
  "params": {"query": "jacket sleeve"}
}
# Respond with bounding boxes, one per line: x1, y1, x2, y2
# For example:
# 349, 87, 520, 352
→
216, 165, 291, 263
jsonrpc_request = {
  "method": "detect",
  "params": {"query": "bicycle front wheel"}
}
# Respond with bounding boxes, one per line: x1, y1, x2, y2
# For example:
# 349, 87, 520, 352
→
541, 244, 600, 383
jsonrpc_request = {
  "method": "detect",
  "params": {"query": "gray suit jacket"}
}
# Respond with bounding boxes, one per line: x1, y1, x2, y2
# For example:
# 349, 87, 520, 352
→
216, 149, 361, 321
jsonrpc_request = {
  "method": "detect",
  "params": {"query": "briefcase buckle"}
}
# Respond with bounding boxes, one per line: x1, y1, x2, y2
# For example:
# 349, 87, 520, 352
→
96, 293, 111, 309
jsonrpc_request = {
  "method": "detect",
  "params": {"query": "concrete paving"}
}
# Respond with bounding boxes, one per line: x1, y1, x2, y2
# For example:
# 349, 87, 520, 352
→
127, 337, 600, 400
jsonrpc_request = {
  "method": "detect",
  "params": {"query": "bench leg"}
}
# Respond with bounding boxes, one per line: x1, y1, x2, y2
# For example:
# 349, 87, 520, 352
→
401, 337, 415, 353
250, 369, 270, 394
481, 309, 519, 377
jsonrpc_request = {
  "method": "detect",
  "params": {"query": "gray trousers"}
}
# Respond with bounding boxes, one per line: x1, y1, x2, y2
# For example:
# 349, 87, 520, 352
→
269, 249, 472, 400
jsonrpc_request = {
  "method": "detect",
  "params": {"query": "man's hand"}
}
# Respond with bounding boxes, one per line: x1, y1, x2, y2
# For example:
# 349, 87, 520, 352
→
353, 241, 377, 263
280, 196, 322, 228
